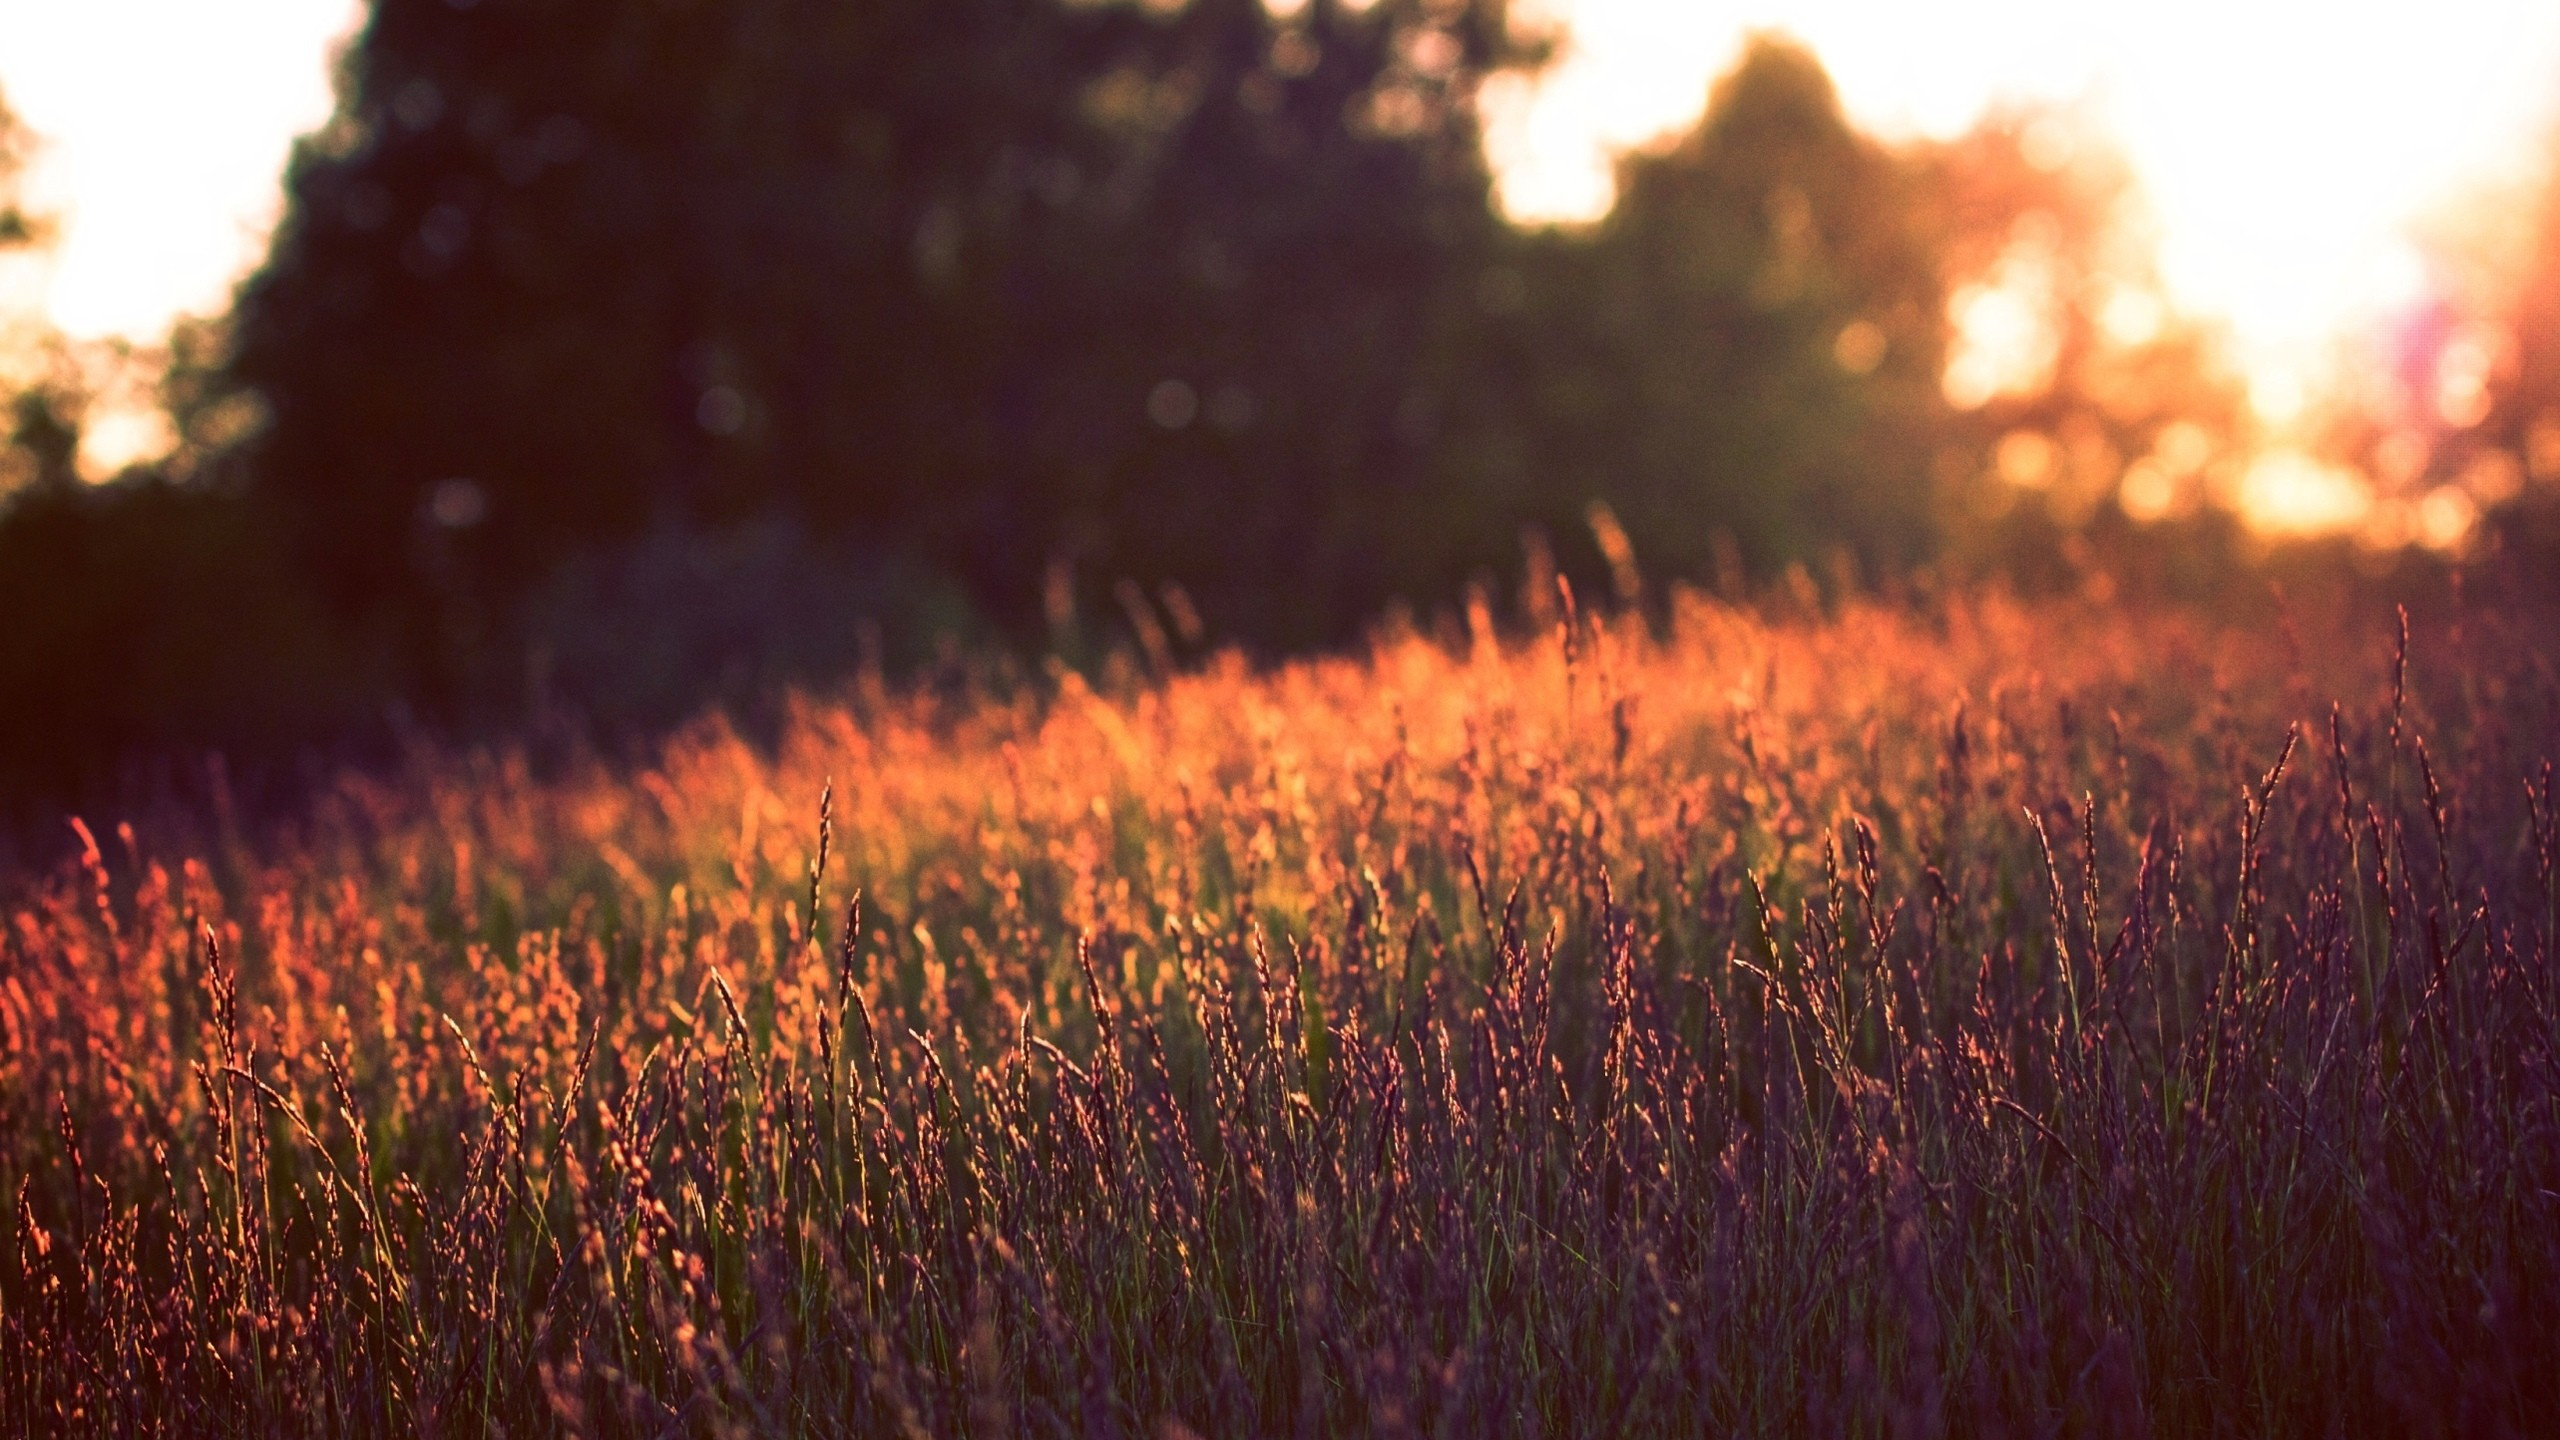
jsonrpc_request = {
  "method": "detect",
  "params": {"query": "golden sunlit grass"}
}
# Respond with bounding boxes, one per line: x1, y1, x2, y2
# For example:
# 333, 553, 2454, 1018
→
4, 581, 2558, 1433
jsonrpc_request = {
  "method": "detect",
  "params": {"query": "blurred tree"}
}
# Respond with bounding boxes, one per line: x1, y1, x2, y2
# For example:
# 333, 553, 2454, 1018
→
228, 0, 1167, 694
0, 90, 380, 809
2421, 128, 2560, 568
1610, 36, 1948, 576
4, 362, 82, 496
2488, 137, 2560, 485
224, 0, 1539, 683
0, 84, 80, 503
2279, 126, 2560, 566
0, 86, 39, 252
0, 472, 383, 809
1439, 38, 1959, 590
1448, 43, 2252, 598
1916, 105, 2252, 586
999, 0, 1541, 646
0, 199, 24, 255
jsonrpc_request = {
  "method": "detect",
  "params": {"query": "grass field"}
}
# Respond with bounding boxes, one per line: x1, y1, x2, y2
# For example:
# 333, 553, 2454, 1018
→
5, 579, 2559, 1435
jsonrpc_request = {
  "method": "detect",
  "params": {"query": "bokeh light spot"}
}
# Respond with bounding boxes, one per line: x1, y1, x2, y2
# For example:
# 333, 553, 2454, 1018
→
2237, 449, 2370, 535
696, 385, 747, 436
428, 476, 488, 529
2117, 459, 2177, 522
1995, 429, 2058, 489
1832, 319, 1887, 375
1147, 379, 1198, 430
2416, 485, 2479, 550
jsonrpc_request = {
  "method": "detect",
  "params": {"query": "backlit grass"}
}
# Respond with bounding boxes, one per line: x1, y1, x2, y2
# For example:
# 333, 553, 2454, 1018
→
5, 582, 2558, 1435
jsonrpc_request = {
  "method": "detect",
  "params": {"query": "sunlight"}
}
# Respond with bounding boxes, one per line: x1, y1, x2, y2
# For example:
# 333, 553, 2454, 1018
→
3, 0, 2557, 537
1487, 0, 2560, 431
2234, 449, 2373, 536
76, 403, 173, 479
8, 0, 2553, 400
1942, 220, 2064, 410
0, 0, 360, 341
2118, 418, 2215, 523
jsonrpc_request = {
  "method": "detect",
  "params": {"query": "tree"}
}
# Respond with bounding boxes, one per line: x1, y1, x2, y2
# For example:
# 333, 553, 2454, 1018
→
1451, 41, 2251, 598
1916, 104, 2251, 586
223, 0, 1540, 687
0, 85, 78, 502
0, 87, 388, 804
993, 0, 1541, 645
1460, 37, 1956, 587
2399, 127, 2560, 568
0, 85, 39, 253
2489, 137, 2560, 482
2406, 130, 2560, 507
227, 0, 1151, 684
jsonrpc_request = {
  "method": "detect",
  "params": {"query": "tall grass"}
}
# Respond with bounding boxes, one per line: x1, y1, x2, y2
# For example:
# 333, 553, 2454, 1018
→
4, 582, 2557, 1435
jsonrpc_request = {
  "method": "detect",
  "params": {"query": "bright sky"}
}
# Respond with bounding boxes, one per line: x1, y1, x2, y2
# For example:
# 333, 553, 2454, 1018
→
3, 0, 2558, 463
1485, 0, 2560, 421
0, 0, 359, 339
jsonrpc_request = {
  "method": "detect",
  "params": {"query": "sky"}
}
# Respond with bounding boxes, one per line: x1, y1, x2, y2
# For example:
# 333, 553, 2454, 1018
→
1484, 0, 2560, 419
0, 0, 358, 339
3, 0, 2559, 464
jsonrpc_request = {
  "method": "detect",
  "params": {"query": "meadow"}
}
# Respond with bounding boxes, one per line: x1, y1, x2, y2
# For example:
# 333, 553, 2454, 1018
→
4, 575, 2558, 1436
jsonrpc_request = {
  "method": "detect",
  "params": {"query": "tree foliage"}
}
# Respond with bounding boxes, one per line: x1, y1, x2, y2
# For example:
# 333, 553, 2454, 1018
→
0, 13, 2267, 811
227, 0, 1538, 663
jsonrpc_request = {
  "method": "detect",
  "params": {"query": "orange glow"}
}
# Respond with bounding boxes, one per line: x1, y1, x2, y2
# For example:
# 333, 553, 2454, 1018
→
4, 0, 2556, 535
2234, 450, 2372, 536
8, 3, 2554, 393
1487, 0, 2560, 436
1943, 226, 2063, 410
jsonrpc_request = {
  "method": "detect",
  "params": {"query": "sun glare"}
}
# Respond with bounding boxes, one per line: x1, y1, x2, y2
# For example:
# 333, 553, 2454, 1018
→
1488, 0, 2560, 457
1942, 219, 2065, 410
2235, 449, 2374, 536
5, 0, 2559, 523
0, 0, 361, 342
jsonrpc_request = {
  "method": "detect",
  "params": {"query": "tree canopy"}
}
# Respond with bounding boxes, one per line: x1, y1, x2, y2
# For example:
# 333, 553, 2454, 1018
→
0, 13, 2268, 809
227, 0, 1540, 666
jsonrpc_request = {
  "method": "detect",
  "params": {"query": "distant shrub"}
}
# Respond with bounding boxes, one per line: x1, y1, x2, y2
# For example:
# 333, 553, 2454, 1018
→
0, 478, 387, 818
513, 518, 993, 737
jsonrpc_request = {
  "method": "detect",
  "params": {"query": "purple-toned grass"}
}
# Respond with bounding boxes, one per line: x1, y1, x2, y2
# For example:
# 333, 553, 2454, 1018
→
4, 584, 2557, 1436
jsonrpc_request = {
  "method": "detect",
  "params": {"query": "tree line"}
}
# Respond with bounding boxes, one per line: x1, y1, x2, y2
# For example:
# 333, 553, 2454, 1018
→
0, 0, 2289, 808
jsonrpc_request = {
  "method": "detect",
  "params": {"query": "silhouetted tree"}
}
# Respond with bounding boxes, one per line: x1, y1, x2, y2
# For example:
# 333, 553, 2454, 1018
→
992, 0, 1540, 645
1447, 41, 2249, 598
1447, 38, 1952, 587
229, 0, 1136, 688
225, 0, 1539, 684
